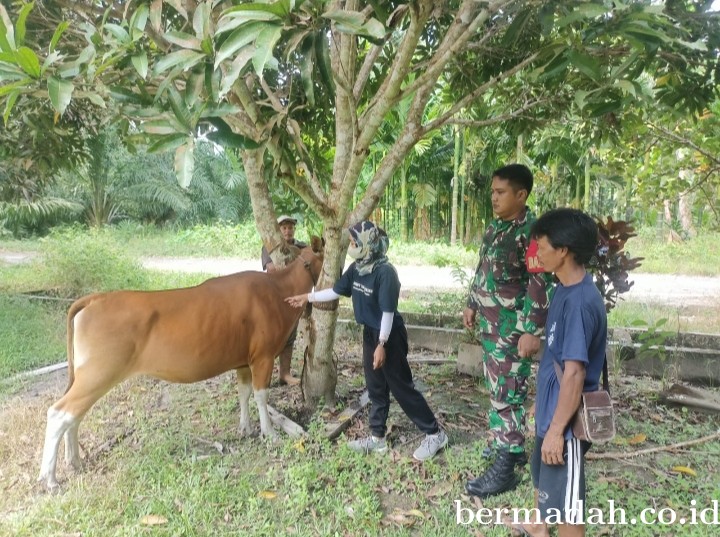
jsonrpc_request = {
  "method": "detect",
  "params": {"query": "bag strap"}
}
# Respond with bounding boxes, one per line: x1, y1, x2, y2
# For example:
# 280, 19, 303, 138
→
553, 355, 610, 393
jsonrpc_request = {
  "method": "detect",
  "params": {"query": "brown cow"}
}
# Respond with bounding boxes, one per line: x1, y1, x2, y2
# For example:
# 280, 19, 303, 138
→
38, 237, 324, 489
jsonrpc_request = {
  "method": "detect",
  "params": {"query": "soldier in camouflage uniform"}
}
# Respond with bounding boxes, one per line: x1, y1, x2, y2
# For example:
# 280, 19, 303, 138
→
463, 164, 553, 499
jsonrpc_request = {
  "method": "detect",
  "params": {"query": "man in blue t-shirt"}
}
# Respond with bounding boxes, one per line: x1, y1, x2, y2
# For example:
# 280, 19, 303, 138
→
505, 208, 607, 537
286, 221, 448, 461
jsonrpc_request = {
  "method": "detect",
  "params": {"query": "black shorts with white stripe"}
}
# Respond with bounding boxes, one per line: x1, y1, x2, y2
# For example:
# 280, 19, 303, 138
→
531, 436, 592, 524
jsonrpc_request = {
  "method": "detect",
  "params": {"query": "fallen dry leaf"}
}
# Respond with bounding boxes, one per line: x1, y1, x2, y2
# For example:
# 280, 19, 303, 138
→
670, 466, 697, 477
258, 490, 278, 499
140, 514, 168, 526
628, 433, 647, 445
427, 481, 453, 497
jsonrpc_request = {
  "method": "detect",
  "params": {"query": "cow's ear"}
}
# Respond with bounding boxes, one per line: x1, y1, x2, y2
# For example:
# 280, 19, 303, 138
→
311, 235, 324, 253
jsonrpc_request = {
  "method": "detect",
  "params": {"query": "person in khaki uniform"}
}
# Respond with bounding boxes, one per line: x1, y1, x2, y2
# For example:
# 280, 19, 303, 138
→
260, 215, 306, 385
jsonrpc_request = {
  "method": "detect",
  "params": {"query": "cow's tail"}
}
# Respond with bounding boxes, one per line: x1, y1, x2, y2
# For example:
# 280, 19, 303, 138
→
64, 295, 94, 394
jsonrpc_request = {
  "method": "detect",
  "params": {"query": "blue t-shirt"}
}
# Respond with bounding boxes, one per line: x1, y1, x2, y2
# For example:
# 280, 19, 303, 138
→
333, 262, 402, 330
535, 272, 607, 440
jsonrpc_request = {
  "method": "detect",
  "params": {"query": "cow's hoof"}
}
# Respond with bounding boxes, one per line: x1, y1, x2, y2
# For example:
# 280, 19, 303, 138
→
238, 425, 254, 438
38, 474, 60, 492
66, 459, 83, 472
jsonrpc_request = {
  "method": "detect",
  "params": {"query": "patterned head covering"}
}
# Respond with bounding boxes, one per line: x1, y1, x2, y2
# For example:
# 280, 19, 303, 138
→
348, 221, 389, 275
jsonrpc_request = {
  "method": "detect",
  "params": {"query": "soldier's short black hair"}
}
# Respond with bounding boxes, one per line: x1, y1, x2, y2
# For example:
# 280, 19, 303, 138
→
531, 208, 599, 266
492, 164, 534, 195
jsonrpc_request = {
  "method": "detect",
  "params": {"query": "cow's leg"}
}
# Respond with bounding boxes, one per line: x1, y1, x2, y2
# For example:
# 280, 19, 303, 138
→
64, 419, 82, 471
39, 406, 79, 490
39, 366, 124, 489
236, 367, 253, 436
250, 358, 276, 439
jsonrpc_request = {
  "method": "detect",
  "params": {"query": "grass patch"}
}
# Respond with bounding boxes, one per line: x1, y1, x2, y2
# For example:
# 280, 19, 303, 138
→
626, 230, 720, 276
0, 295, 66, 380
1, 345, 718, 536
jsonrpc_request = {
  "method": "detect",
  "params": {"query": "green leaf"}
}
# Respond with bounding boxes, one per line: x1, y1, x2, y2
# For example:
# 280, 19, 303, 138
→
567, 50, 601, 81
150, 0, 163, 32
153, 49, 206, 76
206, 129, 257, 149
323, 10, 366, 29
299, 35, 315, 107
216, 11, 280, 35
205, 62, 220, 102
130, 4, 149, 40
610, 51, 639, 79
185, 68, 204, 107
200, 103, 243, 118
0, 4, 16, 52
0, 78, 31, 97
614, 79, 636, 97
85, 93, 106, 108
201, 37, 214, 56
314, 30, 334, 99
676, 39, 707, 52
221, 1, 291, 19
147, 132, 188, 153
3, 88, 20, 124
588, 99, 621, 118
205, 117, 260, 149
41, 50, 62, 74
163, 31, 203, 51
252, 25, 282, 76
214, 22, 263, 67
219, 46, 254, 97
132, 52, 148, 78
361, 19, 386, 40
49, 22, 70, 53
557, 5, 608, 28
193, 1, 210, 40
167, 85, 192, 130
142, 119, 182, 135
0, 63, 26, 82
109, 86, 148, 104
48, 76, 74, 115
175, 138, 195, 188
501, 9, 531, 47
15, 47, 41, 78
15, 1, 35, 48
622, 22, 671, 44
104, 23, 131, 44
574, 89, 588, 110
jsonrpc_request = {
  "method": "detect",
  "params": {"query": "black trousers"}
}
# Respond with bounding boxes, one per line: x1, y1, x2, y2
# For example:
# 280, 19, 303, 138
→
362, 323, 439, 438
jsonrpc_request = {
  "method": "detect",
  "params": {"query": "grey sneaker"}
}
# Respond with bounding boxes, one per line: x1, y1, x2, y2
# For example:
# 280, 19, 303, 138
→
348, 435, 388, 454
413, 430, 448, 461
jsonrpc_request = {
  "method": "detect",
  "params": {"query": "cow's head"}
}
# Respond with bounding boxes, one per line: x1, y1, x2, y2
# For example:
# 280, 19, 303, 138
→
301, 236, 324, 285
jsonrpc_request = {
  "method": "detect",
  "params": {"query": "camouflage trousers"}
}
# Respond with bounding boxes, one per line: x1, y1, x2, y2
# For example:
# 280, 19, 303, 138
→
481, 336, 532, 454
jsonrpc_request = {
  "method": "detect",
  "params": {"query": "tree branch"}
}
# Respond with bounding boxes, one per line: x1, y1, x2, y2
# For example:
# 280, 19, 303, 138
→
422, 51, 541, 133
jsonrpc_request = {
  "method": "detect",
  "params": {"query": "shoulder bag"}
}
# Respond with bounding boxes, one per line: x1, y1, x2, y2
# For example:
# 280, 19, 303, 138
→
553, 356, 616, 444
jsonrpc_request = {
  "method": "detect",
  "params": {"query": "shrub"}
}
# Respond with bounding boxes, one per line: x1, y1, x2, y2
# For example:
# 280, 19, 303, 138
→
38, 226, 150, 297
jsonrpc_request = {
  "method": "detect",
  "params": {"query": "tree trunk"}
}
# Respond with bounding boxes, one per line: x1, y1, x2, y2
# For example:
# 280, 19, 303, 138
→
584, 157, 591, 212
301, 224, 344, 408
679, 191, 695, 237
450, 125, 461, 245
400, 164, 408, 241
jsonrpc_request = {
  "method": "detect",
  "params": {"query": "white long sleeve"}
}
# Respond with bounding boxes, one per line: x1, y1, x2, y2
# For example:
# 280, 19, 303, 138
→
379, 311, 394, 341
308, 288, 341, 302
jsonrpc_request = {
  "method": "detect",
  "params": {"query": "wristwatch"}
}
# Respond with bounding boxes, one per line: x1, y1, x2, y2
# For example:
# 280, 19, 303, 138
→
377, 339, 387, 347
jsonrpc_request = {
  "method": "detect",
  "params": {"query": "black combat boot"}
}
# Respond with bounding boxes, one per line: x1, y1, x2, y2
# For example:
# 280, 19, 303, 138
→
465, 450, 526, 498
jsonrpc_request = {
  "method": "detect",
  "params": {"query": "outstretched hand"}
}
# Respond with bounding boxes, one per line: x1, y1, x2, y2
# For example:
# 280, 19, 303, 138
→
285, 294, 308, 308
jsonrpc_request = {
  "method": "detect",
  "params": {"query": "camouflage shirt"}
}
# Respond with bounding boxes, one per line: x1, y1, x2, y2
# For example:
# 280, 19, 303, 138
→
466, 207, 553, 341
